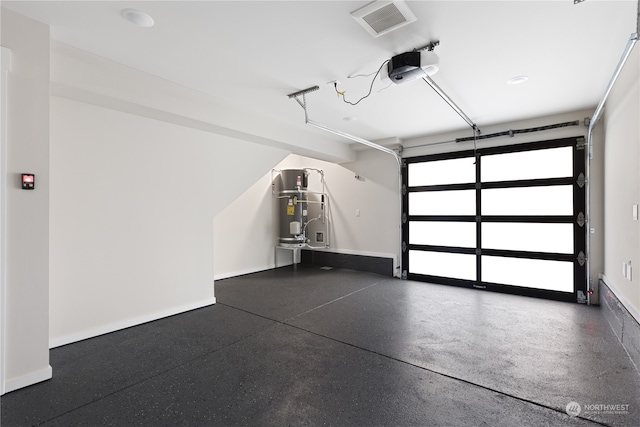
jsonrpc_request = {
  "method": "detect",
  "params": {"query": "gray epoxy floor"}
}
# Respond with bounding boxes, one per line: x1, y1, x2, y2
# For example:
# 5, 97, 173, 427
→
1, 266, 639, 426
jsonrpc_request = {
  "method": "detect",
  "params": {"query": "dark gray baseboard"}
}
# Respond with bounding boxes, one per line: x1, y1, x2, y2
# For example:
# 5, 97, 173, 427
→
600, 279, 640, 374
301, 250, 394, 277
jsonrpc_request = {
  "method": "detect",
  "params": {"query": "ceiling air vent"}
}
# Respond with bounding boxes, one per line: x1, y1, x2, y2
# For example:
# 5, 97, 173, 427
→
351, 1, 417, 38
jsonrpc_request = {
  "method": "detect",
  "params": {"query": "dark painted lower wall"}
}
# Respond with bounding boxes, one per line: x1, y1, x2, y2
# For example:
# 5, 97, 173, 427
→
301, 250, 394, 277
600, 279, 640, 374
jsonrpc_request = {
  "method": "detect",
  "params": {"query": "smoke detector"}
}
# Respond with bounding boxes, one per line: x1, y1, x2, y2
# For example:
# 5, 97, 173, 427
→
351, 1, 417, 38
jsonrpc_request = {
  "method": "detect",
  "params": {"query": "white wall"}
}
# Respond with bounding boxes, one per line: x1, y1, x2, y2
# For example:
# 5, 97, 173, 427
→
603, 44, 640, 321
213, 155, 301, 280
49, 96, 289, 347
311, 149, 401, 268
1, 8, 52, 394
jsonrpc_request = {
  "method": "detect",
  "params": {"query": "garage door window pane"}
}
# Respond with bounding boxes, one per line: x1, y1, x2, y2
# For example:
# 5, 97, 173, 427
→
481, 146, 573, 182
410, 221, 476, 248
482, 223, 573, 254
409, 250, 476, 281
482, 256, 573, 292
409, 157, 475, 187
482, 185, 573, 216
409, 190, 476, 216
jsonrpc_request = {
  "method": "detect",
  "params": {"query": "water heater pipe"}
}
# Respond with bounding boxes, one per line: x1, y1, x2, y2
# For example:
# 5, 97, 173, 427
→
585, 31, 638, 304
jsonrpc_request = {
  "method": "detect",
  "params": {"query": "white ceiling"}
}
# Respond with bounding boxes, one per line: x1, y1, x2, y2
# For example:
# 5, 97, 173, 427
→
3, 0, 638, 145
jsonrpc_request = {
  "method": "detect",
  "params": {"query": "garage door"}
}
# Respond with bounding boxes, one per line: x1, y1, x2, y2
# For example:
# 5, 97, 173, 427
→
401, 137, 587, 302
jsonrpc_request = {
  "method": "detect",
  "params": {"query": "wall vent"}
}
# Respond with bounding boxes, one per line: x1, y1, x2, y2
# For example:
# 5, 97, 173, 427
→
351, 1, 417, 38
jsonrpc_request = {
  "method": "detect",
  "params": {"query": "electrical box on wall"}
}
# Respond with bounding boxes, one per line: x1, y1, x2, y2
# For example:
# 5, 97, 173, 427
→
21, 173, 35, 190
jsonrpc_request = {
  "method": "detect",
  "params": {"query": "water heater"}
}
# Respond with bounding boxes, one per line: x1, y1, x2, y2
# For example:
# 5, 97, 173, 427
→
276, 169, 309, 246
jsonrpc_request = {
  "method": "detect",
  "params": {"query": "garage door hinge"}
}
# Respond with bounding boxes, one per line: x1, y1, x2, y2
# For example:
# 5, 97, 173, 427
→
576, 173, 586, 188
576, 137, 586, 150
577, 212, 585, 227
577, 251, 586, 267
577, 290, 587, 304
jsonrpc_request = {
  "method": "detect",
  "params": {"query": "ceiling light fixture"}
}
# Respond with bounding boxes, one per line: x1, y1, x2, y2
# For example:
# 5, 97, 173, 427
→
507, 75, 529, 85
121, 9, 155, 28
